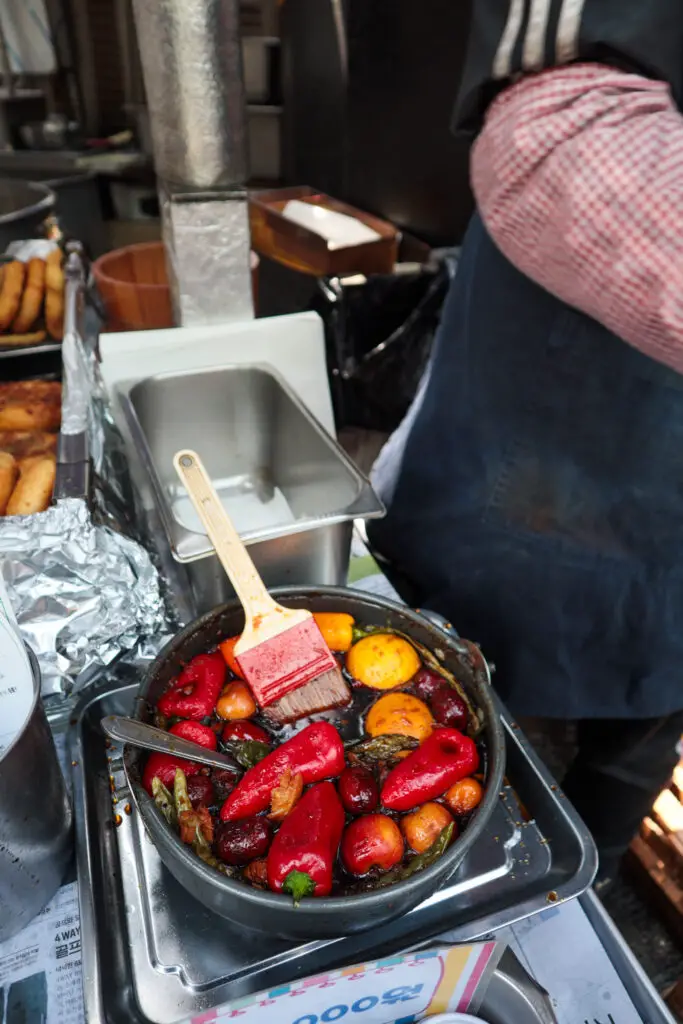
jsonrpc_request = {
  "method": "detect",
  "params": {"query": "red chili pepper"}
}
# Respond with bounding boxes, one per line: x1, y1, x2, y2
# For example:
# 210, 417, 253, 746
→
142, 720, 217, 794
222, 720, 270, 745
220, 722, 345, 821
380, 728, 479, 811
157, 652, 225, 721
266, 782, 345, 901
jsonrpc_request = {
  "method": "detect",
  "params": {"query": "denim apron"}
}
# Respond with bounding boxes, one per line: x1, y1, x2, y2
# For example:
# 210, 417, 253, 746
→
368, 214, 683, 719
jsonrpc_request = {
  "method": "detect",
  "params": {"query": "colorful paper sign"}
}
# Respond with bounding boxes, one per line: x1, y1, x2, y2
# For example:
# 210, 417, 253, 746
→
187, 944, 503, 1024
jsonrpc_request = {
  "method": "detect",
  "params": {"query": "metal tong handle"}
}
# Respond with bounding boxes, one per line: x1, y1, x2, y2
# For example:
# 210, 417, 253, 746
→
173, 449, 310, 651
101, 715, 242, 775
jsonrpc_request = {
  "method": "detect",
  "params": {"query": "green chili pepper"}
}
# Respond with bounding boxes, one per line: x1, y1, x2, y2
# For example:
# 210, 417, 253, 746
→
226, 739, 271, 770
152, 777, 176, 825
192, 825, 231, 873
407, 635, 482, 735
346, 734, 419, 764
195, 842, 233, 875
173, 768, 192, 817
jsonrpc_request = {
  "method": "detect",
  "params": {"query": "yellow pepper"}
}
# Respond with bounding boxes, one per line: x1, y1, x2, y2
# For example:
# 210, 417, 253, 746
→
313, 612, 355, 652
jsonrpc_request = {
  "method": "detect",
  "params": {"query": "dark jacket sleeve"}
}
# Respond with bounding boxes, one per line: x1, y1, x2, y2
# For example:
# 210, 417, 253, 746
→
453, 0, 683, 136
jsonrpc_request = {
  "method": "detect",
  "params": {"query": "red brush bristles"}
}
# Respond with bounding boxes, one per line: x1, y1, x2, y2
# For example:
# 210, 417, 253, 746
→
236, 617, 340, 708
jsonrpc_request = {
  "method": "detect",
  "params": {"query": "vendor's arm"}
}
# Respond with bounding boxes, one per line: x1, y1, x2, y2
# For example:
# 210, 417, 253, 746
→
471, 63, 683, 373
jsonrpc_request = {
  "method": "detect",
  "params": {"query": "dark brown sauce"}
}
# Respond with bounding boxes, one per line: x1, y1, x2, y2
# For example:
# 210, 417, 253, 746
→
151, 630, 488, 896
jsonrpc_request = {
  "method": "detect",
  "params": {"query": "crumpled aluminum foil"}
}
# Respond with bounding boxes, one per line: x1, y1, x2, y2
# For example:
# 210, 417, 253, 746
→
161, 190, 254, 326
60, 331, 90, 435
0, 265, 170, 703
0, 499, 165, 698
60, 251, 92, 435
131, 0, 247, 188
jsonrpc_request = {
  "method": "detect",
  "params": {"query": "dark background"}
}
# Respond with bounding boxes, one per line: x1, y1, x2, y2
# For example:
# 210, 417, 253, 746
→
281, 0, 474, 247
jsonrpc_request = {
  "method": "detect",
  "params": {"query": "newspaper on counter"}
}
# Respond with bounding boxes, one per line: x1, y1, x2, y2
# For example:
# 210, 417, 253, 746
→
498, 899, 644, 1024
0, 883, 83, 1024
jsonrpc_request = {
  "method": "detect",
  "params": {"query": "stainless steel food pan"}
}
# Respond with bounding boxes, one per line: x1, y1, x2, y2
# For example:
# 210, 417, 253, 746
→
117, 364, 384, 610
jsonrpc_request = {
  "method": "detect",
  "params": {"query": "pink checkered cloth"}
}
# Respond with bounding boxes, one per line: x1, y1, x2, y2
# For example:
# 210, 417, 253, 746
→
471, 63, 683, 374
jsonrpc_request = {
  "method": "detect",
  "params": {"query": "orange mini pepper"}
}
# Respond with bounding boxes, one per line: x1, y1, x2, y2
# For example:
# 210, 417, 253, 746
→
313, 612, 355, 652
219, 635, 243, 678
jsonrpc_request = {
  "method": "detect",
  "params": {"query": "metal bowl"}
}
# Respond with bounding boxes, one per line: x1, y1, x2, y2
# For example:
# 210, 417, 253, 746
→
124, 586, 506, 940
0, 179, 54, 250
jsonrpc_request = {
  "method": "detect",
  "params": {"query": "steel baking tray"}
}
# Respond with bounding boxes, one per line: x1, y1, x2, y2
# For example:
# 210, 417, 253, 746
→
579, 890, 677, 1024
0, 339, 62, 362
0, 244, 75, 363
71, 679, 596, 1024
0, 245, 89, 502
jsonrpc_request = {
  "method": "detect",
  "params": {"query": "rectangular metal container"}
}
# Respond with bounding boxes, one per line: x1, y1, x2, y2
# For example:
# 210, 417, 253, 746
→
117, 364, 384, 611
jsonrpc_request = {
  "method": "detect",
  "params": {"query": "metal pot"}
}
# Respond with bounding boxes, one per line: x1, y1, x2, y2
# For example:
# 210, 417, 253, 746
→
0, 179, 54, 251
124, 586, 506, 941
0, 650, 72, 941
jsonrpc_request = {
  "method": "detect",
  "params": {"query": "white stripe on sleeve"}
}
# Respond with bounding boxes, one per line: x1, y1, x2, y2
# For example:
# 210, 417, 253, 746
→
493, 0, 527, 78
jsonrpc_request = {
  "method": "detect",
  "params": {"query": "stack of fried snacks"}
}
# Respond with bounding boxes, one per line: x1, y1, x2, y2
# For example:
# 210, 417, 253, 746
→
0, 430, 58, 461
0, 249, 65, 347
0, 381, 61, 515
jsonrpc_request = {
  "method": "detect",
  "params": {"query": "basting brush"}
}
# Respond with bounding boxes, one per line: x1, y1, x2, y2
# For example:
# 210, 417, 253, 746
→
174, 450, 351, 724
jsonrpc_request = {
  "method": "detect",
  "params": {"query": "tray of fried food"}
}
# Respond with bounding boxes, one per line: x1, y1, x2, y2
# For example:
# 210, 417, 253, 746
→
0, 381, 61, 516
0, 248, 65, 350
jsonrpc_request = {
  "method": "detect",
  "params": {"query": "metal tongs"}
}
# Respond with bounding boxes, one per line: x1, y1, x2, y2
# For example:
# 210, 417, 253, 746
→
101, 715, 242, 774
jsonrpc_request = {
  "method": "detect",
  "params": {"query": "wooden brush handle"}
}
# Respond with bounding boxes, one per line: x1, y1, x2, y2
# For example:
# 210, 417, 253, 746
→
173, 450, 309, 647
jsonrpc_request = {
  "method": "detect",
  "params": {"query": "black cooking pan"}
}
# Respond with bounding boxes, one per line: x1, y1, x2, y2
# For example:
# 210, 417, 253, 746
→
124, 586, 506, 941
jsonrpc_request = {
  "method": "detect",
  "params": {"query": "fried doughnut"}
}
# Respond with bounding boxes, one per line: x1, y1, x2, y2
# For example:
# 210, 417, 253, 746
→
0, 452, 19, 515
12, 258, 46, 333
0, 329, 47, 348
0, 381, 61, 400
6, 457, 56, 516
45, 249, 64, 340
44, 248, 63, 290
0, 261, 26, 331
17, 454, 51, 476
0, 381, 61, 432
0, 431, 58, 460
45, 292, 64, 340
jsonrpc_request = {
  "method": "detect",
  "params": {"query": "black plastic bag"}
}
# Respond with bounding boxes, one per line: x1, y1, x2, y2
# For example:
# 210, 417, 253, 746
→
313, 256, 454, 432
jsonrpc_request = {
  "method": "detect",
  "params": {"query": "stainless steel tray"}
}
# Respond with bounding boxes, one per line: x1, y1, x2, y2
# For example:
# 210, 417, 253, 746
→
71, 679, 596, 1024
0, 245, 89, 501
0, 339, 62, 361
579, 890, 677, 1024
0, 245, 81, 364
